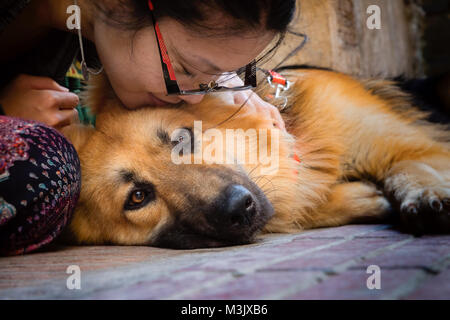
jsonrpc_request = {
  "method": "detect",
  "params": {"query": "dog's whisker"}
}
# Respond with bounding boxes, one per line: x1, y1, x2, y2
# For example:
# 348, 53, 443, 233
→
252, 174, 268, 185
261, 188, 279, 200
259, 176, 275, 191
209, 93, 253, 129
247, 163, 263, 180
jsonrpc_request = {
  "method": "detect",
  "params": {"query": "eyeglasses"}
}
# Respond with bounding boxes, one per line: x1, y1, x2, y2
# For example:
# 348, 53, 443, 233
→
148, 0, 257, 96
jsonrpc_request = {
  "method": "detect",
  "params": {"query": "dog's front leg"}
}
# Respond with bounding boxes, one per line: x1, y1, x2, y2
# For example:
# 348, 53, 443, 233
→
304, 181, 392, 229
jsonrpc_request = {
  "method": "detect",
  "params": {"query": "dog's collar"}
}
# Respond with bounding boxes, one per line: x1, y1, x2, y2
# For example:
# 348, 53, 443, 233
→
261, 69, 291, 111
262, 70, 300, 173
291, 152, 301, 176
76, 105, 96, 127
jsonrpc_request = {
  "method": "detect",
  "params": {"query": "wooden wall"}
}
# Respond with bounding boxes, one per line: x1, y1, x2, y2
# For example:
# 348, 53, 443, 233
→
264, 0, 426, 78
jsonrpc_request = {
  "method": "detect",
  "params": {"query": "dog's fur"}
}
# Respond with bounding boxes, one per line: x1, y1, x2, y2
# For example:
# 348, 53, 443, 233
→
62, 68, 450, 248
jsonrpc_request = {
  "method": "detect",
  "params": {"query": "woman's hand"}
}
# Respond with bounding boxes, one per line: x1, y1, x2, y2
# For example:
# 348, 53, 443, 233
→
217, 73, 286, 131
0, 74, 80, 130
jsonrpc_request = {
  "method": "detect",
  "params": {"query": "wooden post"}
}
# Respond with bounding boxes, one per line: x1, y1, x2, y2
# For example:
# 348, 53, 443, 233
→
263, 0, 425, 78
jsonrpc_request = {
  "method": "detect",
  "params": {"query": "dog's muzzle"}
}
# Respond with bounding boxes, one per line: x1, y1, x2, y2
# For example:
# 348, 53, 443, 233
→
150, 183, 274, 249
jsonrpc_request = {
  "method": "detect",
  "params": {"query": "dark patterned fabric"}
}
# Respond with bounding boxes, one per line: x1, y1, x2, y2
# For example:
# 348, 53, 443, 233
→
0, 116, 81, 256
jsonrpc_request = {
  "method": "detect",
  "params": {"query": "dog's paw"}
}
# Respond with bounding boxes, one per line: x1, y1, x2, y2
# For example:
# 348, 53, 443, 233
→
398, 184, 450, 234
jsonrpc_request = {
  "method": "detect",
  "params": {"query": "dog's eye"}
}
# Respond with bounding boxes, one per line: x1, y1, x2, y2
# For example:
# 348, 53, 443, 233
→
124, 187, 154, 211
131, 190, 145, 203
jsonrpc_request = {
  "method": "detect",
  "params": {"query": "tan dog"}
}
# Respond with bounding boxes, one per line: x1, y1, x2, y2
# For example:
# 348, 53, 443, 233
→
61, 68, 450, 248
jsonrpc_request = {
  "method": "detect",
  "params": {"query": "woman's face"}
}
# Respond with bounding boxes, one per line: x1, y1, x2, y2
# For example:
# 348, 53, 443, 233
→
93, 17, 275, 109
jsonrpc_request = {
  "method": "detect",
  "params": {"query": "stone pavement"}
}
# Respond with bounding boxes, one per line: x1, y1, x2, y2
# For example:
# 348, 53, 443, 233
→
0, 224, 449, 300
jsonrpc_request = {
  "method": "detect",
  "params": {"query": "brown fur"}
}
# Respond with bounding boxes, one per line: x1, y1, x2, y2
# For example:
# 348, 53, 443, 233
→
61, 69, 450, 248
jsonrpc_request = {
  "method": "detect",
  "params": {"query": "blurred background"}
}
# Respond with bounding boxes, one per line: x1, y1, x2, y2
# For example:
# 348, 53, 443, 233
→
266, 0, 449, 78
262, 0, 450, 118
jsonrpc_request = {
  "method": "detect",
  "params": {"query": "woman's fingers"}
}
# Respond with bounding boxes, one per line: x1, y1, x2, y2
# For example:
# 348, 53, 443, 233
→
233, 91, 251, 105
35, 90, 79, 128
54, 109, 79, 129
50, 90, 80, 109
266, 101, 286, 130
229, 90, 286, 131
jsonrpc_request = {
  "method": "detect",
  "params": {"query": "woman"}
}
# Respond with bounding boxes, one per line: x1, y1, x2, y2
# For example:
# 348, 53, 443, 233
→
0, 0, 296, 255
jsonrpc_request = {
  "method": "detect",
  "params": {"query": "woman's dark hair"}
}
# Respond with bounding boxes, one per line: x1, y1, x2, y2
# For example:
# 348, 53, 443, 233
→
94, 0, 296, 34
93, 0, 300, 72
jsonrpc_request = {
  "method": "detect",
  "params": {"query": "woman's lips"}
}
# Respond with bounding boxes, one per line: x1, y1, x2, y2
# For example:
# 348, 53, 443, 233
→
147, 93, 179, 106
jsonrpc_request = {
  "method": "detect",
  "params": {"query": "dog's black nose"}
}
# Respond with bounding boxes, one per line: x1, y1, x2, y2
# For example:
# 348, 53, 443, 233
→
219, 185, 256, 228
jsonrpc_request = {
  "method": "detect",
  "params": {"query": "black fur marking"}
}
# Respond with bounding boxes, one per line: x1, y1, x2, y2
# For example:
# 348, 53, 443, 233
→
119, 170, 135, 183
157, 127, 171, 145
274, 64, 333, 73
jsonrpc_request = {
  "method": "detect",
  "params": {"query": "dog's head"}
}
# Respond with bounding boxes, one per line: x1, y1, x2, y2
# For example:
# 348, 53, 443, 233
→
62, 94, 292, 249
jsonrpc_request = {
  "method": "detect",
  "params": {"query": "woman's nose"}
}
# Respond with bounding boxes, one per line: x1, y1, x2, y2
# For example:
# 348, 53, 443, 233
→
178, 94, 205, 105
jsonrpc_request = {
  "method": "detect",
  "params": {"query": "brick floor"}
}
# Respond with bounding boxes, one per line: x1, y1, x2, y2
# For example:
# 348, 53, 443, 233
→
0, 224, 449, 300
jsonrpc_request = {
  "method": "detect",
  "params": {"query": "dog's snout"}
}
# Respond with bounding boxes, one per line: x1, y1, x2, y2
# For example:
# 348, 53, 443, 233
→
152, 181, 274, 249
220, 185, 256, 227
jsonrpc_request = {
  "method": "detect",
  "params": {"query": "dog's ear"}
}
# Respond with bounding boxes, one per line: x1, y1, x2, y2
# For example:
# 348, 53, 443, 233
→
81, 73, 128, 128
61, 123, 95, 152
81, 73, 116, 115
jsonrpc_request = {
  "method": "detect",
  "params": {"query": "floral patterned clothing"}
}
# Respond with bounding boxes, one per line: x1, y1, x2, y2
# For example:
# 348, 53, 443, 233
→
0, 116, 81, 255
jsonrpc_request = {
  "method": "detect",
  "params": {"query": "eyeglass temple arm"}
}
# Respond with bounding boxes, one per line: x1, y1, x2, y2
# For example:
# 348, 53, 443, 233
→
243, 60, 257, 88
